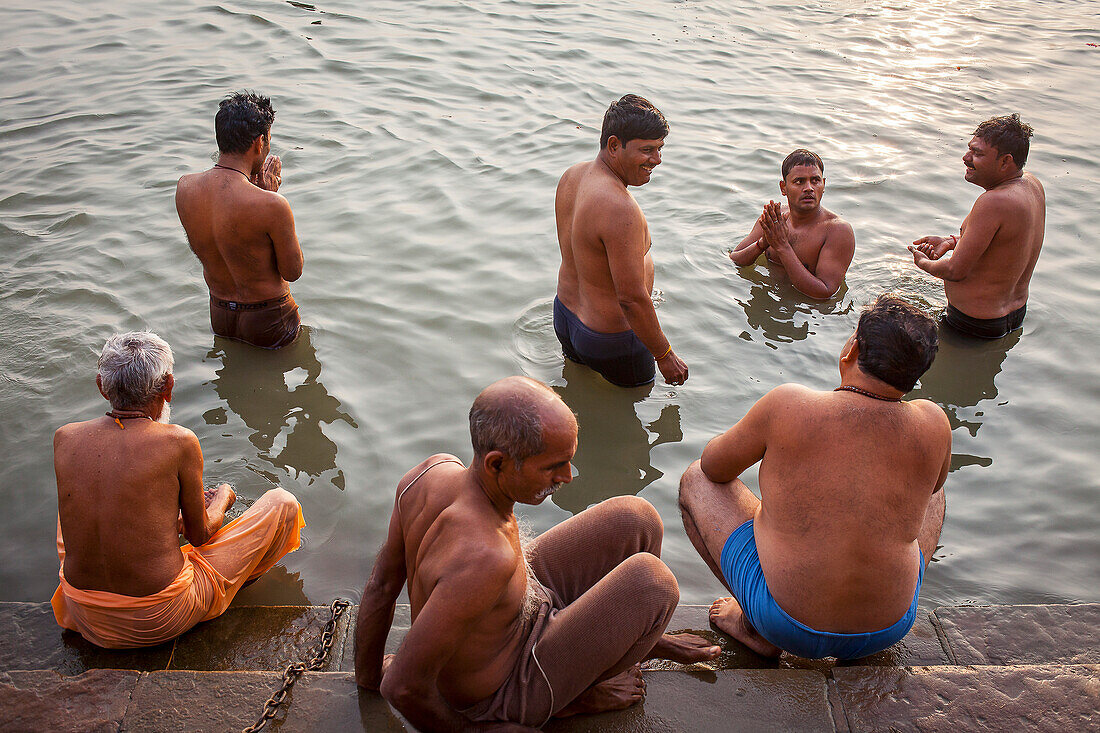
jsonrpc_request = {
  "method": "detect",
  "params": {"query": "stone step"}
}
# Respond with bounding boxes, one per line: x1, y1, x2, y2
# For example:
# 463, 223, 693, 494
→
3, 602, 1097, 731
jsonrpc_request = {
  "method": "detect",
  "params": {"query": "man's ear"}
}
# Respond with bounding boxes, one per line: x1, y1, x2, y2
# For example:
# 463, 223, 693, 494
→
161, 374, 175, 404
483, 450, 506, 477
840, 333, 859, 364
779, 178, 788, 196
96, 374, 108, 402
606, 135, 621, 155
250, 134, 266, 156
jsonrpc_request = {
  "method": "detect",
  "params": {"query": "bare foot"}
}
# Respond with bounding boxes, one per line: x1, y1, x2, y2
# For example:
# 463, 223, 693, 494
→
554, 665, 645, 717
646, 632, 721, 663
710, 597, 781, 658
381, 653, 396, 678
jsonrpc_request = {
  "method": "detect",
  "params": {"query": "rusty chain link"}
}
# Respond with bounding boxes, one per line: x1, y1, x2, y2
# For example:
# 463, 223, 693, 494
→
242, 598, 352, 733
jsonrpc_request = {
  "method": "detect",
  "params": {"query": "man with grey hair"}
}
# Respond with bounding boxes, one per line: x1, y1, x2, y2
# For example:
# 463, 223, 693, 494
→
51, 331, 305, 648
355, 376, 718, 731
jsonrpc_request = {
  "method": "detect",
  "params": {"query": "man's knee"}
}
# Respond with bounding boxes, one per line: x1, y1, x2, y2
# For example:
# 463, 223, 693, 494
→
599, 495, 663, 550
678, 460, 707, 518
622, 552, 679, 614
257, 487, 300, 520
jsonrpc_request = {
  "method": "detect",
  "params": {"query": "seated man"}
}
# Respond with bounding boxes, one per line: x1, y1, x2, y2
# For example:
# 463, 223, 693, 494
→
176, 91, 304, 349
908, 114, 1045, 338
679, 295, 950, 659
730, 149, 855, 300
52, 332, 304, 648
355, 377, 718, 731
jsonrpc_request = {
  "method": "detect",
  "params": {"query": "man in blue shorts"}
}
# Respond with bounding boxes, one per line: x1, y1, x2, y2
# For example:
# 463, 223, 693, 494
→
553, 95, 688, 388
678, 295, 950, 659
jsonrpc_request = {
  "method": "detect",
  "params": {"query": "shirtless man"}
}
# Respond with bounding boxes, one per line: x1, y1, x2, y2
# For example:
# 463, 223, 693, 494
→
355, 377, 718, 731
176, 91, 304, 349
554, 95, 688, 388
679, 295, 950, 659
52, 332, 304, 648
908, 114, 1045, 338
730, 149, 855, 300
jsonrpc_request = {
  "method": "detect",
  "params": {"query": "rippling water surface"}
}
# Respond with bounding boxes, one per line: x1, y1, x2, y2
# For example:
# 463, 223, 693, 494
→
2, 0, 1097, 610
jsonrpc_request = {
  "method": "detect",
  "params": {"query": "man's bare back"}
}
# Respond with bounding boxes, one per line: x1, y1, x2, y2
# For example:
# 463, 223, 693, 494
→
176, 161, 301, 303
556, 160, 655, 334
393, 455, 532, 707
55, 417, 220, 597
714, 384, 949, 630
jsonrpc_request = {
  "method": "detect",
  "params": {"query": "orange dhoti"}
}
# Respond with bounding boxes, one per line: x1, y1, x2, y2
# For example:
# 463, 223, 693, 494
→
52, 488, 305, 649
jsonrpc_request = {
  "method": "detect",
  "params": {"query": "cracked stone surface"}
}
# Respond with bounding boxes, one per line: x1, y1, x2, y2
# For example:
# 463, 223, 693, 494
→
545, 669, 836, 732
833, 664, 1100, 732
169, 605, 350, 671
934, 603, 1099, 665
0, 602, 173, 674
281, 672, 409, 731
121, 671, 285, 732
0, 669, 139, 732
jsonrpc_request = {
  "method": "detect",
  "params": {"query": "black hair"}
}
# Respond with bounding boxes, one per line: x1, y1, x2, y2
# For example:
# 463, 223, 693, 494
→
973, 113, 1033, 168
855, 295, 938, 393
600, 94, 669, 149
215, 91, 275, 155
782, 149, 824, 179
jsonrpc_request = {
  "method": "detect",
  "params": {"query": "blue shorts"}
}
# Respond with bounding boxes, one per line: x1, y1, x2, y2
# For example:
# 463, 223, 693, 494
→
553, 297, 655, 388
719, 519, 923, 660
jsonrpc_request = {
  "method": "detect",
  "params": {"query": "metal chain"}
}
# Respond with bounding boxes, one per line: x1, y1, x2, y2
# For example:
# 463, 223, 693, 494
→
242, 598, 352, 733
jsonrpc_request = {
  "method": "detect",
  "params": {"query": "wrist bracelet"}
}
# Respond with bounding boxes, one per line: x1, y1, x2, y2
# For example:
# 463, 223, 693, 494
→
656, 346, 672, 361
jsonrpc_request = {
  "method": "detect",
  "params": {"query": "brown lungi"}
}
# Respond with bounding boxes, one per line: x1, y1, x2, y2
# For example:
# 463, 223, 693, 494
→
462, 496, 679, 727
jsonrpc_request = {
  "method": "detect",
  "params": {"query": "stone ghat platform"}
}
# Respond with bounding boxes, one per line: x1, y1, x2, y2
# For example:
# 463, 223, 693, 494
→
1, 602, 1096, 732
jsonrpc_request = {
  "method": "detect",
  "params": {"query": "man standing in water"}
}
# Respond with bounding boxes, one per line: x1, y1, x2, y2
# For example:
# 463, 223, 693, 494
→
554, 95, 688, 388
355, 377, 718, 731
908, 114, 1045, 338
730, 149, 855, 300
176, 91, 304, 349
52, 332, 304, 648
679, 296, 950, 659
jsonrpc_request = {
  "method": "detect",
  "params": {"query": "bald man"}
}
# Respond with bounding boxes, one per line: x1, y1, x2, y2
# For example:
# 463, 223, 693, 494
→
355, 377, 718, 731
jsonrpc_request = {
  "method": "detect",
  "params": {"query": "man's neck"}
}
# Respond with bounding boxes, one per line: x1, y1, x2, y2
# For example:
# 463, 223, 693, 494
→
215, 153, 255, 177
787, 205, 823, 227
836, 366, 904, 402
470, 466, 517, 518
982, 169, 1024, 192
595, 150, 629, 188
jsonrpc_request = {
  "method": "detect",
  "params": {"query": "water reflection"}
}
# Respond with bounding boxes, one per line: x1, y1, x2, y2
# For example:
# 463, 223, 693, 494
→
204, 327, 357, 487
550, 361, 682, 514
911, 322, 1021, 470
733, 263, 851, 346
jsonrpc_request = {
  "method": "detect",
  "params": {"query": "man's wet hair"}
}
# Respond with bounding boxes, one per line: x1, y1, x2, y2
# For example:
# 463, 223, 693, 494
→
974, 113, 1033, 169
215, 91, 276, 155
98, 331, 174, 410
469, 378, 557, 468
782, 149, 824, 179
600, 94, 669, 149
854, 295, 938, 393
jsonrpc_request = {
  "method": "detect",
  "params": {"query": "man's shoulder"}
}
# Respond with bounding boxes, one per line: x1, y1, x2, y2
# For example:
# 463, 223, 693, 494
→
398, 454, 464, 491
904, 397, 950, 429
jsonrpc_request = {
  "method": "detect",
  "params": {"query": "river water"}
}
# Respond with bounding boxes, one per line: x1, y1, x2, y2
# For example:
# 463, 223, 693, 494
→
2, 0, 1097, 614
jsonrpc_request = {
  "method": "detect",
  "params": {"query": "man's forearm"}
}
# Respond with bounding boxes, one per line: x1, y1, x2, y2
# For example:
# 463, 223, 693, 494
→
730, 239, 765, 265
355, 589, 399, 689
619, 296, 671, 358
774, 248, 834, 299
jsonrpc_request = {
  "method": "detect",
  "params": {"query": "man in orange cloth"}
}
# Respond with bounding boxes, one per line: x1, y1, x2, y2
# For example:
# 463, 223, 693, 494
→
51, 331, 304, 648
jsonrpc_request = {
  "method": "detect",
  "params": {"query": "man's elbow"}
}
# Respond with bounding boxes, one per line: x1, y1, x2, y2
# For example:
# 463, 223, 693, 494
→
282, 263, 304, 282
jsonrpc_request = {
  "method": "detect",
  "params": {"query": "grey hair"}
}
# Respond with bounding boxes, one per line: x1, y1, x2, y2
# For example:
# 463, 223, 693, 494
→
469, 395, 545, 468
97, 331, 174, 410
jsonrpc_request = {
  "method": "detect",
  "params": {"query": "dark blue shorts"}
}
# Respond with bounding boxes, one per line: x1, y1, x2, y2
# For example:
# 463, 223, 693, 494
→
553, 297, 655, 388
720, 519, 923, 660
944, 303, 1026, 339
